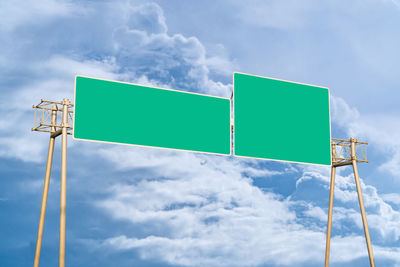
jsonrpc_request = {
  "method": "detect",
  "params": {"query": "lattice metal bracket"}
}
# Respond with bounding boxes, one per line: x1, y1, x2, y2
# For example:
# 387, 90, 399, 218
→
32, 99, 74, 136
331, 138, 368, 167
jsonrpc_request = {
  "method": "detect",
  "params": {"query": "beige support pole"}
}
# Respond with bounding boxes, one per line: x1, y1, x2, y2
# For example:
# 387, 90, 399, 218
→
325, 143, 336, 267
33, 105, 57, 267
325, 166, 336, 267
350, 138, 375, 267
59, 99, 69, 267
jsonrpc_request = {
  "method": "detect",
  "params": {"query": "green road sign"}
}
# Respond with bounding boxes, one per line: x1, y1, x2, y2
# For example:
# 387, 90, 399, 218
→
233, 72, 331, 165
74, 76, 231, 155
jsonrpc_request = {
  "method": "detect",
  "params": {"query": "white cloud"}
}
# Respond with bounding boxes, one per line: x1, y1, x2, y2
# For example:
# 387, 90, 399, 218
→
81, 145, 330, 267
296, 166, 400, 242
233, 0, 319, 30
112, 26, 232, 97
84, 144, 400, 266
0, 134, 46, 163
331, 95, 360, 130
381, 193, 400, 205
331, 95, 400, 177
97, 164, 324, 266
304, 205, 327, 222
102, 229, 400, 266
389, 0, 400, 8
126, 2, 168, 34
0, 0, 75, 32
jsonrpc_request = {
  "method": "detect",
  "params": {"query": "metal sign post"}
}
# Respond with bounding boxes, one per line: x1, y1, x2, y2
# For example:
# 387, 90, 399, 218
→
32, 99, 74, 267
325, 138, 375, 267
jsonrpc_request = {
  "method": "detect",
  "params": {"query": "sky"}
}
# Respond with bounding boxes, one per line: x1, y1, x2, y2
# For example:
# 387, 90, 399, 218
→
1, 0, 400, 266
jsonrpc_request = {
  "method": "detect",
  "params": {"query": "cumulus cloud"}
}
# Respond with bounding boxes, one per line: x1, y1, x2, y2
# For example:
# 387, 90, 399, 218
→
95, 148, 322, 266
112, 3, 232, 97
77, 142, 399, 266
331, 95, 400, 177
296, 165, 400, 242
126, 3, 167, 34
304, 205, 327, 222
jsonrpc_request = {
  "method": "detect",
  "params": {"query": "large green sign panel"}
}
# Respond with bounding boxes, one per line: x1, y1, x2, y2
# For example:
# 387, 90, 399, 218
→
233, 72, 331, 165
74, 76, 231, 155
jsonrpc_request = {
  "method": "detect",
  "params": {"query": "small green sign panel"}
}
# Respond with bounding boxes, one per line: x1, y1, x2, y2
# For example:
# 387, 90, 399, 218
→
233, 72, 331, 165
74, 76, 231, 155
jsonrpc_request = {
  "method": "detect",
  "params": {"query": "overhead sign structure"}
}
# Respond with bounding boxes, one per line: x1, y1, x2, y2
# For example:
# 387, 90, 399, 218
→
35, 74, 376, 267
74, 76, 231, 155
233, 72, 331, 165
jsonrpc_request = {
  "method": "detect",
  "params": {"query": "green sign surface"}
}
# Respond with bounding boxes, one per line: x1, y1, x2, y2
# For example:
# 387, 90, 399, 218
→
74, 76, 231, 155
233, 72, 331, 165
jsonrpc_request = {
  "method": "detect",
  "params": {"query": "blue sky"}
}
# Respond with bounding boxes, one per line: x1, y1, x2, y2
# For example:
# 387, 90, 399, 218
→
1, 0, 400, 266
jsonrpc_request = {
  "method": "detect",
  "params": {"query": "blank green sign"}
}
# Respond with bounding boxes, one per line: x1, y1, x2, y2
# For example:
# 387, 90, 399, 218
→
234, 73, 331, 165
74, 76, 231, 155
